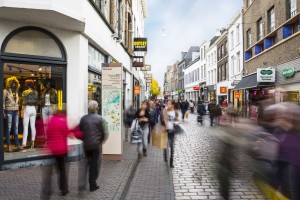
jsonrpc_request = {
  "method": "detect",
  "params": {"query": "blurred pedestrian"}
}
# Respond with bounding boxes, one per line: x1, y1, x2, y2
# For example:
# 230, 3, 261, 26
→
41, 107, 70, 199
189, 100, 195, 113
124, 104, 136, 142
148, 101, 158, 143
135, 101, 150, 157
163, 100, 181, 168
77, 100, 108, 193
180, 100, 189, 121
208, 100, 217, 126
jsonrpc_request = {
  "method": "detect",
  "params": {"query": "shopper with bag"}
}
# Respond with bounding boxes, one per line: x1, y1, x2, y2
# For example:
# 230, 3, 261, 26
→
148, 101, 158, 143
135, 101, 150, 158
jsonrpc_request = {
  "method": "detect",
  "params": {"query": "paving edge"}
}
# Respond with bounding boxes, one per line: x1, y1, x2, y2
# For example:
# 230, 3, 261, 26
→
114, 149, 140, 200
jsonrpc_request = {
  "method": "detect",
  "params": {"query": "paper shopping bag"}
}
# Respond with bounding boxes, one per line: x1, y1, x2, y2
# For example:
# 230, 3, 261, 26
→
186, 111, 189, 119
152, 130, 168, 149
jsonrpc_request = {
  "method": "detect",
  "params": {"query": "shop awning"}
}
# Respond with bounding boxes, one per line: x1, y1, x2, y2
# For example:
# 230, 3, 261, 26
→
234, 73, 273, 90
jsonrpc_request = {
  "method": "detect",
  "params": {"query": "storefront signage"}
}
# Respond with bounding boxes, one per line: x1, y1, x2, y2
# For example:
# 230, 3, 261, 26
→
101, 64, 123, 157
145, 74, 152, 79
282, 67, 295, 78
134, 38, 147, 51
133, 56, 144, 68
140, 65, 151, 71
193, 86, 200, 91
234, 91, 240, 99
134, 86, 140, 95
257, 68, 275, 82
231, 80, 240, 86
220, 87, 227, 94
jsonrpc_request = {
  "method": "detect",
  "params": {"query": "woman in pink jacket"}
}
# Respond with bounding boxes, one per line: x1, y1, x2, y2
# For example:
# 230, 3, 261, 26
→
41, 110, 71, 199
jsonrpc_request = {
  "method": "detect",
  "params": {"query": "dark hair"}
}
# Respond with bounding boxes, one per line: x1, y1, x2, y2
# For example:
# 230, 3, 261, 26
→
44, 78, 56, 88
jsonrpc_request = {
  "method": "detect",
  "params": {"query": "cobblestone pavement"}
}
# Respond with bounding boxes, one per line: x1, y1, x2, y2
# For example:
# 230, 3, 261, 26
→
0, 142, 138, 200
125, 145, 175, 200
172, 114, 267, 200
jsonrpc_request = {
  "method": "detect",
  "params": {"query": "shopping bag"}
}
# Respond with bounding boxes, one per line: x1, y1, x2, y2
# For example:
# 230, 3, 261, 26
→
152, 130, 168, 149
185, 111, 189, 119
131, 119, 142, 144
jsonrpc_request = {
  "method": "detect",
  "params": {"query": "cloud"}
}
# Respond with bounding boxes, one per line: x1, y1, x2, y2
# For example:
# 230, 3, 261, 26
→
145, 0, 243, 88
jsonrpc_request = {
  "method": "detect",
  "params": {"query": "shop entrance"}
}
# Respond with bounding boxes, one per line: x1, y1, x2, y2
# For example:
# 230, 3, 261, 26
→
0, 27, 67, 165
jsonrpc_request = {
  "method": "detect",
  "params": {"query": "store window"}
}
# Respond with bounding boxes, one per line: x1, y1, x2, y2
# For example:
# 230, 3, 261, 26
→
1, 27, 66, 162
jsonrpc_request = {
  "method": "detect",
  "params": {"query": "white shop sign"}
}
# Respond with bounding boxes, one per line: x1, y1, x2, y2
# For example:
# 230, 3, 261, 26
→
257, 68, 275, 82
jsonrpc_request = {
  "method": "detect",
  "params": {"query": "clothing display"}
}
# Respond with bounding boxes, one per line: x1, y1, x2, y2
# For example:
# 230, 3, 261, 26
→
3, 76, 21, 151
21, 83, 39, 148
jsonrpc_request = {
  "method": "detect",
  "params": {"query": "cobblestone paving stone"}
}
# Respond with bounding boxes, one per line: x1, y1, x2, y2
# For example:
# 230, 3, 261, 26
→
125, 145, 175, 200
173, 114, 267, 200
0, 142, 137, 200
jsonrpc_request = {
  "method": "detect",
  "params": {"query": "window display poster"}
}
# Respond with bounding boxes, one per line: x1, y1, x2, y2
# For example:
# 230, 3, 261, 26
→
101, 65, 123, 157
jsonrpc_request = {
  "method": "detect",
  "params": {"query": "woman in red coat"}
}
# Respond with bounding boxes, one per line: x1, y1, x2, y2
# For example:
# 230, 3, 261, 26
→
41, 109, 71, 199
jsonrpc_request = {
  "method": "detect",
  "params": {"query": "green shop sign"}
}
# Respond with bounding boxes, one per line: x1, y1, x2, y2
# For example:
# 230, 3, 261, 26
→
260, 69, 273, 75
282, 67, 295, 78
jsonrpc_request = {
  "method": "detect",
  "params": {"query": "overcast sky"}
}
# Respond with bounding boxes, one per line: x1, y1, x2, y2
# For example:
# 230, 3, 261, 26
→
144, 0, 243, 88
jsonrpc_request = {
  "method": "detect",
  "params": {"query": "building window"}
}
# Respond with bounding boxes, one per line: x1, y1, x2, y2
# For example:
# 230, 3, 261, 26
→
214, 69, 216, 83
197, 68, 200, 80
247, 0, 253, 7
257, 18, 264, 41
208, 71, 210, 84
201, 49, 203, 60
247, 29, 251, 48
231, 56, 235, 76
287, 0, 297, 19
268, 6, 275, 33
91, 0, 111, 22
208, 55, 211, 66
88, 45, 107, 72
230, 31, 234, 49
221, 45, 224, 58
204, 64, 206, 79
201, 66, 204, 79
236, 24, 240, 44
237, 52, 241, 73
204, 46, 206, 59
225, 62, 228, 80
218, 67, 221, 82
222, 65, 226, 81
218, 48, 221, 61
225, 41, 228, 55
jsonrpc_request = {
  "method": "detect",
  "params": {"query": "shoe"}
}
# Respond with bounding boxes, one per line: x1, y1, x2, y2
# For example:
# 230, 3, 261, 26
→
163, 149, 167, 162
90, 186, 99, 192
138, 154, 142, 159
7, 146, 12, 152
17, 146, 23, 150
31, 141, 35, 149
143, 149, 147, 156
62, 190, 69, 196
170, 164, 175, 168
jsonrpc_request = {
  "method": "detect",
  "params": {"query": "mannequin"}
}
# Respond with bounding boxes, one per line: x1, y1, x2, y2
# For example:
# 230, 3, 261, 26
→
3, 76, 21, 152
41, 79, 58, 139
21, 80, 39, 149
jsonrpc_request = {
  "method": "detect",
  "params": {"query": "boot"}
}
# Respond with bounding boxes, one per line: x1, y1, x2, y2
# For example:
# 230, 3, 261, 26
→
17, 145, 23, 150
170, 157, 174, 168
143, 149, 147, 156
31, 140, 35, 149
163, 149, 167, 162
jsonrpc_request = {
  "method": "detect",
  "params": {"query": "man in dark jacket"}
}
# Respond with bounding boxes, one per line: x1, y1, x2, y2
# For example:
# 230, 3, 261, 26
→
208, 100, 217, 126
78, 100, 108, 192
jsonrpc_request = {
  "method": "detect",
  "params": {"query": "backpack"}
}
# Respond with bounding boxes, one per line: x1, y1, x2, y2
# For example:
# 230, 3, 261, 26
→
25, 91, 38, 106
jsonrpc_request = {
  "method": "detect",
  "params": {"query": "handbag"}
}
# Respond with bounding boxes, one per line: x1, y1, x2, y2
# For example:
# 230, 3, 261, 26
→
197, 115, 203, 122
152, 130, 168, 149
131, 119, 142, 144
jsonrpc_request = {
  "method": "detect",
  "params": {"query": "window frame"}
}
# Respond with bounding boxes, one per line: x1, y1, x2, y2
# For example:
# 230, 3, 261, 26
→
268, 6, 275, 33
257, 18, 264, 41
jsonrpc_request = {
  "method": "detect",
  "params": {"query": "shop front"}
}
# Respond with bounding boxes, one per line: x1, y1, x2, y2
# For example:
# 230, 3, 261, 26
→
0, 27, 68, 168
275, 58, 300, 104
207, 85, 216, 102
234, 72, 274, 119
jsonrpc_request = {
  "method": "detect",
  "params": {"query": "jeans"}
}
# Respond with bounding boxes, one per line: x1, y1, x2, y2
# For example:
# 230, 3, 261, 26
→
5, 110, 20, 146
137, 125, 149, 154
168, 130, 175, 166
22, 106, 37, 146
181, 110, 187, 120
210, 116, 214, 126
42, 106, 55, 138
78, 148, 101, 190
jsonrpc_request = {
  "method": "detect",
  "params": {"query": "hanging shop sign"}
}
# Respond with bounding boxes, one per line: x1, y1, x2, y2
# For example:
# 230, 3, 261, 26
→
193, 86, 200, 91
134, 38, 147, 51
146, 79, 152, 83
220, 86, 227, 94
134, 86, 140, 95
145, 74, 152, 79
282, 67, 295, 78
141, 65, 151, 71
133, 56, 144, 68
257, 68, 275, 82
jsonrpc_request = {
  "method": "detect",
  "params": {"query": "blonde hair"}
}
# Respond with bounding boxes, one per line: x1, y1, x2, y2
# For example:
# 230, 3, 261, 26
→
6, 76, 20, 89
